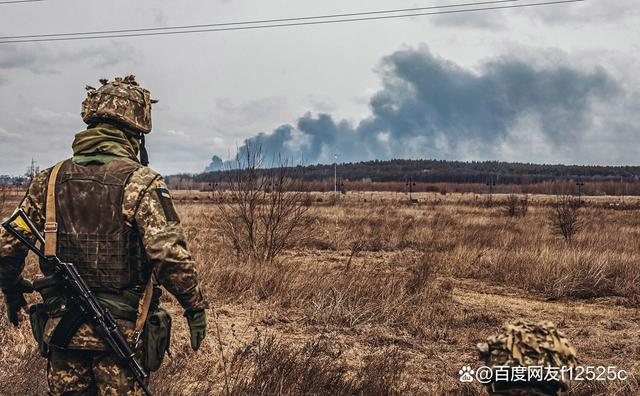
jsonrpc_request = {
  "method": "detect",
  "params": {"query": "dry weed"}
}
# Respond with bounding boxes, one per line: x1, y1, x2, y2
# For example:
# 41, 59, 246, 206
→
227, 335, 416, 396
549, 195, 584, 242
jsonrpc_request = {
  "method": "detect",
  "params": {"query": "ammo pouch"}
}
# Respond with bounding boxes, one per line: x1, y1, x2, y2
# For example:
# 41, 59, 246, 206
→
28, 304, 49, 357
143, 308, 172, 372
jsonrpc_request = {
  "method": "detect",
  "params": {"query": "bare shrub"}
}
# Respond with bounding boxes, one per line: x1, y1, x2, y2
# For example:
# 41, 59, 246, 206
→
520, 194, 530, 216
503, 194, 529, 217
213, 145, 316, 263
503, 194, 519, 217
549, 195, 584, 242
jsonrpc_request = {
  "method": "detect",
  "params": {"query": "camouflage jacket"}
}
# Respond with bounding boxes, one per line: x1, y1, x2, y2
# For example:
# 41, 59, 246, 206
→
1, 133, 206, 348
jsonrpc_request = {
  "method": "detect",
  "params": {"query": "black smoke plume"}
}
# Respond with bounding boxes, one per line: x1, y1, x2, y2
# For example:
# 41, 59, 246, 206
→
208, 45, 620, 170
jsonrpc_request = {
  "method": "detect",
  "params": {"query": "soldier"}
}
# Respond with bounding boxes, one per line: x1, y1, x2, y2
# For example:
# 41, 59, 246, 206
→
0, 75, 208, 395
476, 320, 579, 395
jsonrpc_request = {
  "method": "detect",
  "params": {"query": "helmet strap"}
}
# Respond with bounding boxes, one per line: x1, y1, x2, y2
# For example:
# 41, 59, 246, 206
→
139, 133, 149, 166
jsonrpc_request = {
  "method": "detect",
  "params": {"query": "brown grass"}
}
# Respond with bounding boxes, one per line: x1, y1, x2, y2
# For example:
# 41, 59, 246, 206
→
1, 192, 640, 395
225, 335, 416, 395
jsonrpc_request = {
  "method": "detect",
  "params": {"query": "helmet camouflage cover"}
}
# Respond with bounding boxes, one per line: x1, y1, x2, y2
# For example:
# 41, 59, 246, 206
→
81, 75, 157, 134
477, 320, 579, 395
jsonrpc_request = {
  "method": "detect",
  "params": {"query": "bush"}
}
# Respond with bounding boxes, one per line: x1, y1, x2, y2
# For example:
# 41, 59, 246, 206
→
503, 194, 529, 217
213, 145, 316, 264
549, 195, 584, 242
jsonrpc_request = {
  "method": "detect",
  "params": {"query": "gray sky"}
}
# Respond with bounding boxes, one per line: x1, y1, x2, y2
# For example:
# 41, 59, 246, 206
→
0, 0, 638, 175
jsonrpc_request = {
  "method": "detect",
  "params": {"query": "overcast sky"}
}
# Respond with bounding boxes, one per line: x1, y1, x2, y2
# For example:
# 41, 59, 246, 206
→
0, 0, 638, 175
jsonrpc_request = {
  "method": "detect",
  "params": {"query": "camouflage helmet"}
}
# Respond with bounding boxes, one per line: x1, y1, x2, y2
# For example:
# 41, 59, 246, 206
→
477, 320, 578, 395
81, 75, 157, 134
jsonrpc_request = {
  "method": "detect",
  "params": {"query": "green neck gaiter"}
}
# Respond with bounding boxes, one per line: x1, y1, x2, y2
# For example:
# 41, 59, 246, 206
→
72, 123, 140, 164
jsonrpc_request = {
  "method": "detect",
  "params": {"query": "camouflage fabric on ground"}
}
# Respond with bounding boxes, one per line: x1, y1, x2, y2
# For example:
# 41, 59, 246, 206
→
477, 320, 579, 395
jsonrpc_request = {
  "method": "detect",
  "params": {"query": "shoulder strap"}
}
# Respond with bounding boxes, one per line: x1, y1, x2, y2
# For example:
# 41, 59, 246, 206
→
44, 160, 65, 258
131, 273, 155, 348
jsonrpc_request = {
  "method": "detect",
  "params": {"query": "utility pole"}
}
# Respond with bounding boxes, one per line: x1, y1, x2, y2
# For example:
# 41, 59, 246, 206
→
486, 177, 496, 202
333, 153, 338, 199
406, 177, 416, 203
26, 158, 38, 182
576, 177, 584, 202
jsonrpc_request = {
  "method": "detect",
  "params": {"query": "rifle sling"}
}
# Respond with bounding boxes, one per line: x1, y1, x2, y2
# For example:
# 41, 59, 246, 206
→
49, 297, 141, 348
49, 306, 85, 348
44, 161, 65, 257
133, 274, 155, 344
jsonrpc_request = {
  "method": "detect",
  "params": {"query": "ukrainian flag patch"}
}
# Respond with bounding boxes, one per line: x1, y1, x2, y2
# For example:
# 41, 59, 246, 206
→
156, 188, 179, 222
158, 188, 172, 199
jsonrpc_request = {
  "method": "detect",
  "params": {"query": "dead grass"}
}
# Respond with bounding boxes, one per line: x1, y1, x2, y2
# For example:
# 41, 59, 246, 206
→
1, 192, 640, 395
197, 250, 453, 340
225, 335, 416, 395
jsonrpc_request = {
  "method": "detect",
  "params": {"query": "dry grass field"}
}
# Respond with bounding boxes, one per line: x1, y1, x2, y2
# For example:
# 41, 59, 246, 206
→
1, 190, 640, 395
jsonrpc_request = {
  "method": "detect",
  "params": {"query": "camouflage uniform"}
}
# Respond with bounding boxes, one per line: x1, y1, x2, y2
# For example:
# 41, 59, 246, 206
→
0, 76, 207, 395
48, 347, 145, 395
477, 321, 579, 396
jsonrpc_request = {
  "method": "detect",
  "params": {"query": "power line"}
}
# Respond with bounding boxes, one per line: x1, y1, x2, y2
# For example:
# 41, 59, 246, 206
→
0, 0, 521, 40
0, 0, 585, 44
0, 0, 44, 3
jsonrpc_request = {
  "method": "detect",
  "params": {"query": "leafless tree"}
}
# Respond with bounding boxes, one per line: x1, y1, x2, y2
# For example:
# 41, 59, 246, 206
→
549, 195, 583, 242
213, 145, 315, 264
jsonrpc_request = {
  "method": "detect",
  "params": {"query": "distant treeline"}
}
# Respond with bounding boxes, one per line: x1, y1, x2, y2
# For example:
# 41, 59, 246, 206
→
166, 159, 640, 195
0, 175, 29, 186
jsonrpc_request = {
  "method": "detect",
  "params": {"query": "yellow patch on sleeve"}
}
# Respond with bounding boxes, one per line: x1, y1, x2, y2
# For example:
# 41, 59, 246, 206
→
155, 188, 180, 223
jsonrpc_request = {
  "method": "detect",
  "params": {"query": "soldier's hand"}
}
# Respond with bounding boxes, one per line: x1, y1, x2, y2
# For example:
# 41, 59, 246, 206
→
185, 309, 207, 351
2, 277, 34, 326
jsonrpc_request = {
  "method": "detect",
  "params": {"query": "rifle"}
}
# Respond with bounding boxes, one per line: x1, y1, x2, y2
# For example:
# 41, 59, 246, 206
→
2, 209, 152, 396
